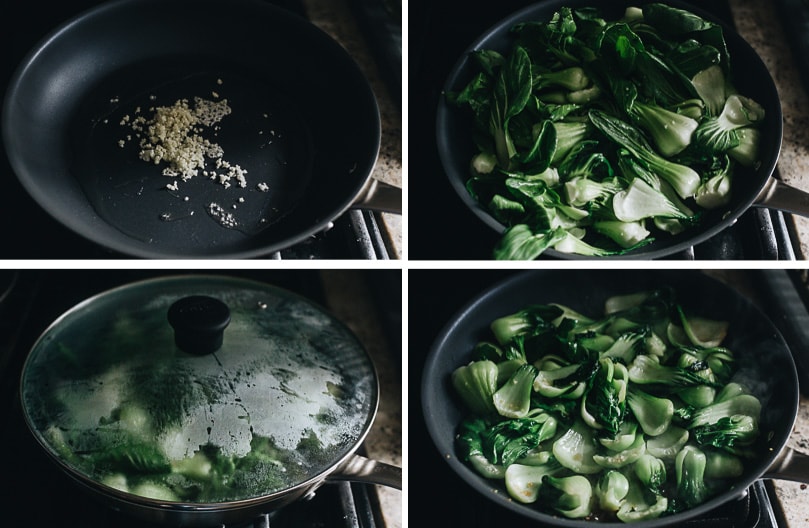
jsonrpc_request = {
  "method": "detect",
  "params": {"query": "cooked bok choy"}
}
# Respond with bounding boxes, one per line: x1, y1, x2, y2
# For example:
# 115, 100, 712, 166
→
451, 286, 762, 522
447, 3, 766, 259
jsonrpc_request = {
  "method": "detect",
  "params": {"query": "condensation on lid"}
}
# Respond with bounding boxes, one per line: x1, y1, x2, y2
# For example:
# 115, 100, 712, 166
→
21, 275, 378, 502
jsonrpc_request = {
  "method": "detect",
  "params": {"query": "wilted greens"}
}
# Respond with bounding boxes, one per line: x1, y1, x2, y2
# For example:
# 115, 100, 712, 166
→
451, 288, 762, 522
446, 4, 766, 259
41, 401, 334, 503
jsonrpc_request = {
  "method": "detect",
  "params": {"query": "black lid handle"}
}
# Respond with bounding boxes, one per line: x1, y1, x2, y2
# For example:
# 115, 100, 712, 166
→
167, 296, 231, 354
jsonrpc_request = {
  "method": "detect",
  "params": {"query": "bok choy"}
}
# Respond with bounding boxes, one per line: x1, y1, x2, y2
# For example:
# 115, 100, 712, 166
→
451, 287, 762, 522
446, 3, 766, 259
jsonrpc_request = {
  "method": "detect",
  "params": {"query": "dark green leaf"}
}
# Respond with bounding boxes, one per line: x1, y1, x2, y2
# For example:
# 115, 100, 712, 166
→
493, 225, 566, 260
644, 3, 715, 34
557, 139, 614, 180
472, 49, 506, 76
489, 194, 526, 224
483, 418, 551, 466
498, 46, 533, 122
667, 40, 721, 79
518, 119, 557, 172
583, 361, 626, 436
643, 3, 730, 71
597, 23, 645, 76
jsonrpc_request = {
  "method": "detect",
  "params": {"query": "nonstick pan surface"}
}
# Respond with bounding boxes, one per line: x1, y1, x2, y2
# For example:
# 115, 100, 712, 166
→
419, 270, 799, 527
3, 0, 381, 259
434, 0, 784, 259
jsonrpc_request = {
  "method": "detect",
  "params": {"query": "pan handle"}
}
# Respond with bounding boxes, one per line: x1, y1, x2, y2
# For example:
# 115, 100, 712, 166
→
754, 176, 809, 217
327, 453, 403, 489
763, 446, 809, 483
353, 179, 402, 214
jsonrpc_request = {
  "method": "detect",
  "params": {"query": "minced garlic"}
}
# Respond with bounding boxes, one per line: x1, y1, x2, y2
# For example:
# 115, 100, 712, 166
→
112, 81, 280, 230
119, 96, 236, 186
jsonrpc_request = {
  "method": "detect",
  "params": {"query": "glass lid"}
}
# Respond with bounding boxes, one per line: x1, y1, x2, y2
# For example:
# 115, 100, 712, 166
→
20, 275, 378, 503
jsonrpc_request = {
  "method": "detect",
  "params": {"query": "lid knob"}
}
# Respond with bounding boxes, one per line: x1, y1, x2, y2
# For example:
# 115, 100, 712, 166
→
167, 296, 231, 354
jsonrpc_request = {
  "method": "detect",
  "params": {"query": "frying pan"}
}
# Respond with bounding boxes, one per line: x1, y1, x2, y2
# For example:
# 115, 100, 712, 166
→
435, 0, 808, 259
19, 274, 402, 526
421, 269, 809, 527
2, 0, 400, 259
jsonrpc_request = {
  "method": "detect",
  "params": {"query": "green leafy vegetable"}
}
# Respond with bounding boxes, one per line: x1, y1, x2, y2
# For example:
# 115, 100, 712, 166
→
452, 359, 499, 415
494, 363, 539, 418
630, 101, 699, 157
581, 359, 628, 436
675, 445, 710, 508
634, 453, 668, 495
596, 470, 630, 512
450, 286, 762, 522
588, 109, 700, 200
627, 386, 674, 436
537, 474, 594, 518
505, 457, 564, 503
446, 3, 766, 259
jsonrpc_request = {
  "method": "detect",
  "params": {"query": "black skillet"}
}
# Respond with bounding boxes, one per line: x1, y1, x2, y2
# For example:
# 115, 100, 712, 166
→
435, 0, 809, 259
2, 0, 399, 259
421, 269, 809, 527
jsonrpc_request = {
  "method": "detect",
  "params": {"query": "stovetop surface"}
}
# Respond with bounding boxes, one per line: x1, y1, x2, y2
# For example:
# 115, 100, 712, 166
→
409, 0, 796, 260
0, 270, 392, 528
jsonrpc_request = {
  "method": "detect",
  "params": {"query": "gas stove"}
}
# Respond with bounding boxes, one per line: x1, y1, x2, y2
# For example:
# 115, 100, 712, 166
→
0, 269, 399, 528
410, 0, 799, 260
